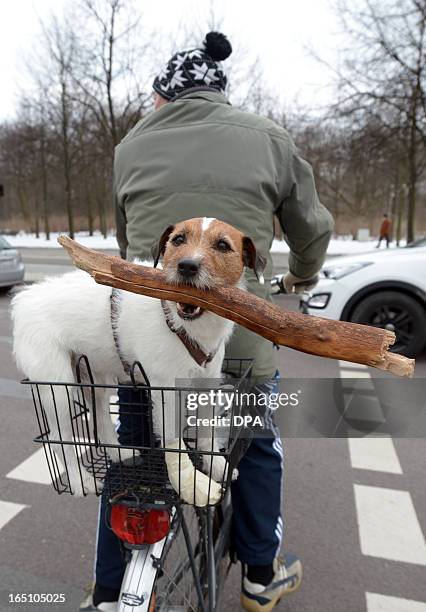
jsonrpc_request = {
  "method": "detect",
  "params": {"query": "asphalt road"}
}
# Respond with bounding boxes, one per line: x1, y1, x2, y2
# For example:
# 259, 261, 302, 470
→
18, 246, 293, 283
1, 255, 426, 612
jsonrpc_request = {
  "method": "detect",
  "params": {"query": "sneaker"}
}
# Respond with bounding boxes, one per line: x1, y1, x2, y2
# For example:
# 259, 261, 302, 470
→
79, 592, 118, 612
241, 554, 303, 612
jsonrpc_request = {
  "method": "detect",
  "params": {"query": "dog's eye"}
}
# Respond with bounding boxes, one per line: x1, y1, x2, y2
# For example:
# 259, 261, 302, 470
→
215, 239, 232, 252
171, 234, 185, 246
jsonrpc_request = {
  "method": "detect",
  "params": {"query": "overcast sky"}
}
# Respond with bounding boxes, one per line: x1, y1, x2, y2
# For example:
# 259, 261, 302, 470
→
0, 0, 341, 121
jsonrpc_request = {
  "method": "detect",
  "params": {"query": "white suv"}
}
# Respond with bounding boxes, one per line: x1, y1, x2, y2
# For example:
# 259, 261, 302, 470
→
305, 240, 426, 357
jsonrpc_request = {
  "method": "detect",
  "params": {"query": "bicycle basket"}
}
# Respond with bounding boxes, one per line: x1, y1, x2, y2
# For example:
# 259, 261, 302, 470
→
23, 356, 253, 506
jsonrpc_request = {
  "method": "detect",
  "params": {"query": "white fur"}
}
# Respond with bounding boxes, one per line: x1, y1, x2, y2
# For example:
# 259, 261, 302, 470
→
11, 263, 236, 505
202, 217, 216, 230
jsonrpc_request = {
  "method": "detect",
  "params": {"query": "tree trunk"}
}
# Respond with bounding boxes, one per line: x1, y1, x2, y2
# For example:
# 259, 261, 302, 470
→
97, 195, 107, 238
85, 176, 94, 236
396, 186, 404, 247
406, 132, 416, 243
34, 196, 40, 238
406, 84, 420, 244
40, 124, 50, 240
390, 164, 400, 242
61, 78, 74, 238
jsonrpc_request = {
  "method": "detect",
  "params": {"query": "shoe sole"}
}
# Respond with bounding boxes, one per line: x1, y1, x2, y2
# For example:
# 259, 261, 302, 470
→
240, 566, 303, 612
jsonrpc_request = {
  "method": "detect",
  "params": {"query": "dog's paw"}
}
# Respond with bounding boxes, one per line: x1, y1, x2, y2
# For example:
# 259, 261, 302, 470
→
167, 465, 222, 506
107, 447, 134, 463
186, 470, 222, 507
165, 443, 223, 506
203, 455, 238, 483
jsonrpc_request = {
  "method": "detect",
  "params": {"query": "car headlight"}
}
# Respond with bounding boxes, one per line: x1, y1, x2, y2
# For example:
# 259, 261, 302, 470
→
307, 293, 330, 308
321, 261, 373, 280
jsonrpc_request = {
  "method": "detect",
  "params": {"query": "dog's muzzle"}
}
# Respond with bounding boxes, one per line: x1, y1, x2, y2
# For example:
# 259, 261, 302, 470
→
177, 258, 199, 279
176, 258, 204, 320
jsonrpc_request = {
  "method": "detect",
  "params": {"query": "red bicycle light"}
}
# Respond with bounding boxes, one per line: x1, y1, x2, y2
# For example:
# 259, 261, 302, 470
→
111, 505, 170, 545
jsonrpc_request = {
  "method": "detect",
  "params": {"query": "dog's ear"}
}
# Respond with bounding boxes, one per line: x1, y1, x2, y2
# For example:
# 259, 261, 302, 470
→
242, 236, 266, 284
151, 225, 175, 267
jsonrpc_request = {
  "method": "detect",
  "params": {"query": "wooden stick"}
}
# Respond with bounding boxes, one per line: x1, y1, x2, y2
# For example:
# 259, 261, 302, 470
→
58, 236, 415, 378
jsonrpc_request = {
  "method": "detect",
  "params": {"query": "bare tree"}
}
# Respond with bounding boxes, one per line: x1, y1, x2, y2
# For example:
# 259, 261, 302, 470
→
70, 0, 152, 152
320, 0, 426, 241
35, 15, 78, 238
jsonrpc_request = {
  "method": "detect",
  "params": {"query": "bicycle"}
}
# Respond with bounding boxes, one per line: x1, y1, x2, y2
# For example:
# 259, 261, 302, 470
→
24, 355, 253, 612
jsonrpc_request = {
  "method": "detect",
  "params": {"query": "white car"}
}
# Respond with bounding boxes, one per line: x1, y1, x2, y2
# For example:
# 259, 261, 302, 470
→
305, 240, 426, 357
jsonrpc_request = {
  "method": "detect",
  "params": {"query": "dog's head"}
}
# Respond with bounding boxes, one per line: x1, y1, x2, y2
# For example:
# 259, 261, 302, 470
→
151, 217, 266, 321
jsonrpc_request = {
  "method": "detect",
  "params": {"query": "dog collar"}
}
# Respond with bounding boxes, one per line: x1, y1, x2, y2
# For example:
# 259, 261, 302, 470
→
161, 300, 217, 368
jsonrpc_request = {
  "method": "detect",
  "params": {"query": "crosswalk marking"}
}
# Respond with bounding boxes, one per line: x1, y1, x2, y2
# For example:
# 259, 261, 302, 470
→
6, 447, 58, 485
349, 436, 403, 474
354, 484, 426, 565
340, 361, 426, 607
340, 369, 373, 378
0, 500, 28, 530
6, 441, 93, 486
0, 377, 31, 400
366, 592, 426, 611
339, 360, 368, 370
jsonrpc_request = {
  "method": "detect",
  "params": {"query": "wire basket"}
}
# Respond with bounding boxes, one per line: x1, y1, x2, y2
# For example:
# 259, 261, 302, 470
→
23, 357, 253, 506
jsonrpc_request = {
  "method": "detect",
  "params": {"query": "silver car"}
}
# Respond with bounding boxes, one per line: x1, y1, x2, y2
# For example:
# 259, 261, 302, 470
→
0, 236, 25, 288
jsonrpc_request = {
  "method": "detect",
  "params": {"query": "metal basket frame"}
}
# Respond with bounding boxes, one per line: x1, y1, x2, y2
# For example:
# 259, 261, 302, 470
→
23, 356, 253, 506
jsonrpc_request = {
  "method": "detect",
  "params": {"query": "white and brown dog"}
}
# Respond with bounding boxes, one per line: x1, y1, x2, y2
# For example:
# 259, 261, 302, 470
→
11, 217, 265, 506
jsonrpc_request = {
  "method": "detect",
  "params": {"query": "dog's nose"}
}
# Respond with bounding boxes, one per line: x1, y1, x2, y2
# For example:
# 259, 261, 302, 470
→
178, 258, 200, 278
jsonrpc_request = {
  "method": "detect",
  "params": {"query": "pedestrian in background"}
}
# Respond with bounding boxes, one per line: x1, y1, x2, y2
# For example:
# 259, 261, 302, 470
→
376, 213, 392, 248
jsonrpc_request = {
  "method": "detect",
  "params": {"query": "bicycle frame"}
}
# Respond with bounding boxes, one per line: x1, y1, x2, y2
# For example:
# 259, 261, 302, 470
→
119, 537, 167, 611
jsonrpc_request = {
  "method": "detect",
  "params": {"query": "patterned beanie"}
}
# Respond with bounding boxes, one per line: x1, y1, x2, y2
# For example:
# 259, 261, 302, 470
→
153, 31, 232, 101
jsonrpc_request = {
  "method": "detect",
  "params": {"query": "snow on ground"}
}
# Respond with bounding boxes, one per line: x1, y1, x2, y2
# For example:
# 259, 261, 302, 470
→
272, 237, 405, 255
3, 231, 405, 255
5, 231, 119, 250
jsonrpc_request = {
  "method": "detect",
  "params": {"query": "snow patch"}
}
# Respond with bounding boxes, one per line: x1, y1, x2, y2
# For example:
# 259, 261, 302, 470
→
3, 231, 406, 256
4, 231, 119, 250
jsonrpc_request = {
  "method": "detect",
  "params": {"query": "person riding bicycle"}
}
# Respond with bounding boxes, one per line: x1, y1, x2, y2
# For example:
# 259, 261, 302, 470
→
81, 31, 333, 612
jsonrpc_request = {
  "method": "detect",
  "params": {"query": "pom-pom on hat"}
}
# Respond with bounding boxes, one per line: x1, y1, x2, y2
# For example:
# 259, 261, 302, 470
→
153, 31, 232, 101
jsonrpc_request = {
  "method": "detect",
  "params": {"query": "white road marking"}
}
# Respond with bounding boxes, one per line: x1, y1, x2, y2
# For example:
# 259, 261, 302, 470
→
340, 359, 385, 421
6, 447, 59, 485
6, 441, 93, 486
339, 360, 368, 369
0, 500, 28, 530
354, 484, 426, 565
349, 436, 403, 474
201, 217, 215, 230
366, 592, 426, 611
340, 369, 373, 378
344, 395, 386, 423
0, 377, 31, 400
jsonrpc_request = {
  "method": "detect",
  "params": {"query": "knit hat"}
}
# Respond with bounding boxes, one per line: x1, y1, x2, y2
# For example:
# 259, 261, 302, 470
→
153, 31, 232, 101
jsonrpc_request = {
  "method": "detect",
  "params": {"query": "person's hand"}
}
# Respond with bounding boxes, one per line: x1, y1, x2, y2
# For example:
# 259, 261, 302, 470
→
282, 272, 319, 294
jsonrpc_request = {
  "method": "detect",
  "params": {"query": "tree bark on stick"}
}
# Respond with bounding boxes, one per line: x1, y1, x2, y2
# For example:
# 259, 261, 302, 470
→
58, 236, 415, 378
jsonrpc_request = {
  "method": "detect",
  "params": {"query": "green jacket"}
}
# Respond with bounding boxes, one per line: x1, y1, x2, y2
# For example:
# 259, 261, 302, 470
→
114, 90, 334, 381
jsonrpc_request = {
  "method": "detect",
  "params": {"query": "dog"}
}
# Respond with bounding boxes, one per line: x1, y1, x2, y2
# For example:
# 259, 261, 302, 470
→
11, 217, 266, 506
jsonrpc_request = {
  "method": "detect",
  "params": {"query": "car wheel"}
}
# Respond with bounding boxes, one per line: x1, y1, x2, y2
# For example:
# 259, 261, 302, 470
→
350, 291, 426, 357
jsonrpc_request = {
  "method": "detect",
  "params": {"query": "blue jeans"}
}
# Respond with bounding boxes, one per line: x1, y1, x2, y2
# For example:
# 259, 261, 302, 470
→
95, 376, 284, 589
